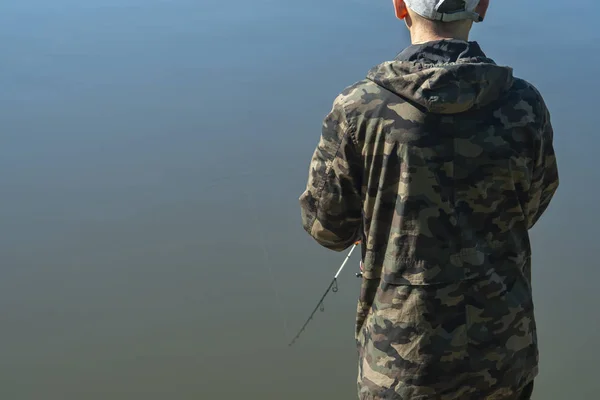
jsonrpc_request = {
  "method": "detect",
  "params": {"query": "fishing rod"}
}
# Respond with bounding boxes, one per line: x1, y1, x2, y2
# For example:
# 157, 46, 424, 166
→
288, 241, 361, 347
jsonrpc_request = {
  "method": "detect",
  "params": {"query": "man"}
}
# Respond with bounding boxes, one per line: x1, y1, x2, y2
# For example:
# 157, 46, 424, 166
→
299, 0, 559, 399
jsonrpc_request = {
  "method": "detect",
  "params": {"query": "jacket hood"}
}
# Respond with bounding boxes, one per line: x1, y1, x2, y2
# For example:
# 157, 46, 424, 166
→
366, 40, 514, 114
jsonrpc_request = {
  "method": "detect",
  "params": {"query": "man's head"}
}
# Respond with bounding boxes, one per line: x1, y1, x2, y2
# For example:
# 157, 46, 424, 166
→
392, 0, 490, 43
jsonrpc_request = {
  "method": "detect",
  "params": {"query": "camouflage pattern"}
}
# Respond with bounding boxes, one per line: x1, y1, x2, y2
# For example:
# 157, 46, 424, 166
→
299, 40, 558, 400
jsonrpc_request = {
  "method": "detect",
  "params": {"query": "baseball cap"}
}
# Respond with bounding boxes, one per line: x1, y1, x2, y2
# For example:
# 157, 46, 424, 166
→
405, 0, 482, 22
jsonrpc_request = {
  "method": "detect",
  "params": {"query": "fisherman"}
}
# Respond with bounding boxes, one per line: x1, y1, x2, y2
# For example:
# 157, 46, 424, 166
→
298, 1, 559, 399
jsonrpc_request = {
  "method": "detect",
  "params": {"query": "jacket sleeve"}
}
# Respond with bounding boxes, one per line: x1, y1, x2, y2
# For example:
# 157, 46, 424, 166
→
527, 103, 559, 229
299, 96, 363, 251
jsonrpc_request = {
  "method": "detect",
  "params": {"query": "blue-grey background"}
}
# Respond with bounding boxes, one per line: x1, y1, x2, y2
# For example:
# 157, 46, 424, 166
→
1, 1, 597, 399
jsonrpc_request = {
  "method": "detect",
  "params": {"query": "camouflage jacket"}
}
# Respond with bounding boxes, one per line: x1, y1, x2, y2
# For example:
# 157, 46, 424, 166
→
299, 40, 559, 399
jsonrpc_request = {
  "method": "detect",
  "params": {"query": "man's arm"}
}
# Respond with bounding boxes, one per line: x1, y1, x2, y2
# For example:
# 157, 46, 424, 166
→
299, 96, 363, 251
527, 102, 559, 229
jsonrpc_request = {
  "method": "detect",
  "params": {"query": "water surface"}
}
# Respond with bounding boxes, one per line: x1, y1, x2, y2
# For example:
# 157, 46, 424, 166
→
1, 1, 598, 399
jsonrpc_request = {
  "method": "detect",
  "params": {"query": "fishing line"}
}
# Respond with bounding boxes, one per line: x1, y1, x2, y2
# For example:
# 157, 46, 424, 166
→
246, 188, 292, 343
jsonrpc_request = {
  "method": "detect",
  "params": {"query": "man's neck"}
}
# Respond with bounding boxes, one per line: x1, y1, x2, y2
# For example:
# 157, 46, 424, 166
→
409, 30, 470, 45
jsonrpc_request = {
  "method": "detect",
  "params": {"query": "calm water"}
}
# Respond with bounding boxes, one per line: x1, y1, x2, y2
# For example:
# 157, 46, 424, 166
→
1, 1, 599, 399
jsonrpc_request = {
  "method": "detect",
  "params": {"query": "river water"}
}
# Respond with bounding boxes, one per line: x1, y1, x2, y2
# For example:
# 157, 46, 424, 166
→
1, 1, 599, 399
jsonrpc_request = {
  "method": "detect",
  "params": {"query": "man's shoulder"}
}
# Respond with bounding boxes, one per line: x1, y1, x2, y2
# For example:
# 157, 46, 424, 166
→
508, 76, 551, 118
330, 78, 389, 115
511, 76, 545, 99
